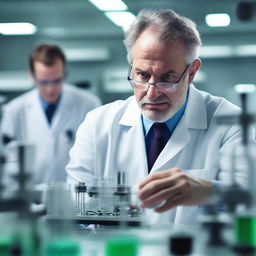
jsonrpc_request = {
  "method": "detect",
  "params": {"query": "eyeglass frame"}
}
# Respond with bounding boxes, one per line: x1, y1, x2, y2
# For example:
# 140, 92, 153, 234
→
127, 63, 192, 92
33, 73, 66, 86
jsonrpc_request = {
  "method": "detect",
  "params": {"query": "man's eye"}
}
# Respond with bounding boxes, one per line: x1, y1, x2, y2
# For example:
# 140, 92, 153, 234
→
136, 72, 149, 80
161, 74, 176, 82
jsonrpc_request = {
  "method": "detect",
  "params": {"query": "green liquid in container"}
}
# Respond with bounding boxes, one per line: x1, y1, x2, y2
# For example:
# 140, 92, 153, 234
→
235, 215, 256, 246
105, 236, 139, 256
46, 239, 80, 256
0, 237, 12, 256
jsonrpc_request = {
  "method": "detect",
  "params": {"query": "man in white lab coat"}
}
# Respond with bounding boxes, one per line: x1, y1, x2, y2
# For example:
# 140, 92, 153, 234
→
1, 43, 101, 185
66, 9, 251, 224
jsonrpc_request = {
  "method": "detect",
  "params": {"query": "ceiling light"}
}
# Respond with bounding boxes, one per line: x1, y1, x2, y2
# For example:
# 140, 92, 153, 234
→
200, 46, 233, 58
0, 71, 32, 90
64, 47, 110, 62
235, 45, 256, 56
0, 22, 37, 35
200, 44, 256, 58
88, 0, 127, 11
205, 13, 230, 27
103, 68, 132, 92
105, 11, 135, 30
234, 84, 256, 93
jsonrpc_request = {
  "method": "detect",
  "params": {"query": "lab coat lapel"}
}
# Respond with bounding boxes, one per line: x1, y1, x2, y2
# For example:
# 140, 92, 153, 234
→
151, 84, 208, 171
51, 87, 72, 134
119, 97, 148, 184
152, 119, 191, 171
25, 89, 49, 131
184, 84, 208, 130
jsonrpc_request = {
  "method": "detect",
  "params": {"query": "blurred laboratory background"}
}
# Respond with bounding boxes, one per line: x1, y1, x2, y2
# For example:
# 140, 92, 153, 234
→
1, 2, 256, 255
1, 0, 256, 106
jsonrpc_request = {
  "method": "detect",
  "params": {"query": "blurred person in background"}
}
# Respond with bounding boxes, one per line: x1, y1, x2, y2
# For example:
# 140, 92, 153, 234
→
1, 43, 101, 187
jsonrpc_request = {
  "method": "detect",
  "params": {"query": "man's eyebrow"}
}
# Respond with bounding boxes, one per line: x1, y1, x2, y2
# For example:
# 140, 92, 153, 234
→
133, 67, 148, 72
133, 68, 177, 75
160, 70, 176, 76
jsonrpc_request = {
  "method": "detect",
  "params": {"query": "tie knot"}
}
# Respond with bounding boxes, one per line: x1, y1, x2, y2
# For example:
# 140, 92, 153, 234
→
46, 104, 56, 111
151, 123, 168, 139
45, 104, 56, 124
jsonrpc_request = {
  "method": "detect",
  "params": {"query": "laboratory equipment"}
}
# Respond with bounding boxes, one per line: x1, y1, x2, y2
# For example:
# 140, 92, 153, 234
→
45, 182, 75, 217
3, 86, 256, 256
105, 235, 139, 256
0, 96, 7, 198
201, 86, 256, 253
75, 182, 87, 215
169, 233, 193, 256
0, 143, 45, 256
70, 171, 143, 226
46, 239, 80, 256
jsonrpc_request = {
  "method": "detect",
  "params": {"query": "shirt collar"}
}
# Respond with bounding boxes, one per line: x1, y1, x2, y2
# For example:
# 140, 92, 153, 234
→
142, 95, 188, 136
39, 94, 61, 110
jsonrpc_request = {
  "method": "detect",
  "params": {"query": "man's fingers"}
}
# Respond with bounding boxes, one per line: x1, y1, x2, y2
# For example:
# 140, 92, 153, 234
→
140, 186, 183, 208
139, 170, 188, 201
139, 168, 182, 189
138, 176, 175, 201
154, 194, 185, 213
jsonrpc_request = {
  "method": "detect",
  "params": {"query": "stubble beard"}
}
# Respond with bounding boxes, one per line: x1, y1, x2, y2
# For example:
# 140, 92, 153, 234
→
140, 104, 179, 122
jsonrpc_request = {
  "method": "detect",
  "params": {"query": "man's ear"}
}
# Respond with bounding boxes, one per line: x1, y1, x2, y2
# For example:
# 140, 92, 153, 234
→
188, 58, 201, 84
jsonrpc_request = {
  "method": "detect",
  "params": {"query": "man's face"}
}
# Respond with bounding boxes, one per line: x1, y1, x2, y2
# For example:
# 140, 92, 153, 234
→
131, 26, 200, 122
31, 58, 65, 104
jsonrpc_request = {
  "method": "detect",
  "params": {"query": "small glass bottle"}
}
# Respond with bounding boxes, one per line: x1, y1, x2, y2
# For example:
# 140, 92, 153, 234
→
87, 186, 100, 216
75, 182, 87, 216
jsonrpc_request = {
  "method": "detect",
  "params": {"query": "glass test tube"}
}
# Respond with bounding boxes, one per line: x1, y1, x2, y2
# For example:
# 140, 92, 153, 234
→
75, 182, 87, 215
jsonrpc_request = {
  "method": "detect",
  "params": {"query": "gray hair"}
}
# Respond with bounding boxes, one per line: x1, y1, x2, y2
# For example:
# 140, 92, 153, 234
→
123, 9, 201, 64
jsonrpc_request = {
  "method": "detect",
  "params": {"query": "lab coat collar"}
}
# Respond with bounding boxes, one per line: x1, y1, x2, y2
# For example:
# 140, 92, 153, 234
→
119, 84, 208, 130
119, 96, 141, 126
118, 84, 208, 172
28, 85, 73, 133
22, 86, 76, 138
25, 89, 49, 129
151, 85, 208, 171
184, 84, 208, 130
50, 84, 73, 132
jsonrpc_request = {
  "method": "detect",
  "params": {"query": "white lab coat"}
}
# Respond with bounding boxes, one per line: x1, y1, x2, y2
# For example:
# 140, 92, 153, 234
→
66, 84, 251, 225
1, 84, 101, 185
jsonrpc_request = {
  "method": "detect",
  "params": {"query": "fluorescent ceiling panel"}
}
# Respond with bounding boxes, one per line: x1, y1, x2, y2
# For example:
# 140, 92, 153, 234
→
200, 46, 233, 58
64, 47, 110, 62
103, 67, 132, 93
0, 23, 37, 35
0, 71, 32, 91
234, 84, 256, 93
205, 13, 230, 27
235, 45, 256, 56
200, 44, 256, 58
88, 0, 127, 11
105, 11, 135, 30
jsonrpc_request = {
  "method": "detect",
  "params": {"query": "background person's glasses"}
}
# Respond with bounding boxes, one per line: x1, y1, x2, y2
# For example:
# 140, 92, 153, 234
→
127, 64, 191, 92
33, 76, 66, 86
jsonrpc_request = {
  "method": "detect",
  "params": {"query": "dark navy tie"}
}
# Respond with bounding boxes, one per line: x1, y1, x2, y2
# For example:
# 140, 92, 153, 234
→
45, 104, 56, 124
147, 123, 170, 171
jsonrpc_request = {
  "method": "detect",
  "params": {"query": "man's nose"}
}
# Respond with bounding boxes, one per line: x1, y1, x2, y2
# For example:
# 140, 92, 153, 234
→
146, 82, 162, 99
45, 85, 56, 92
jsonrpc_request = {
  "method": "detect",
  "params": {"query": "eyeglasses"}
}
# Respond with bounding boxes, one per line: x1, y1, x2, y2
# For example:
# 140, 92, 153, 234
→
33, 76, 65, 86
127, 64, 191, 92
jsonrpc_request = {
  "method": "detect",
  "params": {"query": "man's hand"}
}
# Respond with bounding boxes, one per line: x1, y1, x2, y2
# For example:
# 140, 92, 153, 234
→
138, 168, 214, 213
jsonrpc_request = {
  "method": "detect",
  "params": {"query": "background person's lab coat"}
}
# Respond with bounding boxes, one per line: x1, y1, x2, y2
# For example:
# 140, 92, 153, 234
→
1, 84, 101, 186
66, 84, 253, 225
